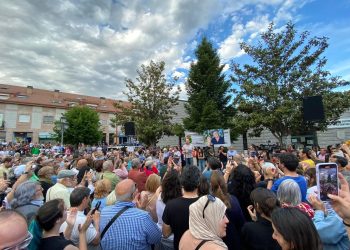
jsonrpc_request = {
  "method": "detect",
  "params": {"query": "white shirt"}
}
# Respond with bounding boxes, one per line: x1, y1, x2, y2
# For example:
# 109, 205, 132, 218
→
60, 211, 99, 250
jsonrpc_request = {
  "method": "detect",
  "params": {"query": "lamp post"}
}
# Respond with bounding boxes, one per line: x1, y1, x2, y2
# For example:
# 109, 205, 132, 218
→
60, 117, 67, 147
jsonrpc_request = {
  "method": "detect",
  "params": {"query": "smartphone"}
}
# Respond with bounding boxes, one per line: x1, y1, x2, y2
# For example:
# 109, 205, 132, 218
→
91, 201, 101, 215
3, 172, 7, 180
250, 151, 257, 157
316, 163, 339, 201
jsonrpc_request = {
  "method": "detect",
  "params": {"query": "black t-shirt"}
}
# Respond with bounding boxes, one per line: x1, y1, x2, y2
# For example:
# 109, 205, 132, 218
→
162, 197, 199, 250
39, 235, 74, 250
241, 217, 281, 250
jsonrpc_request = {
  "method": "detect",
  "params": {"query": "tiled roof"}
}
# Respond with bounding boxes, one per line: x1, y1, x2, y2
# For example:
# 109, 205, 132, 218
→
0, 84, 129, 113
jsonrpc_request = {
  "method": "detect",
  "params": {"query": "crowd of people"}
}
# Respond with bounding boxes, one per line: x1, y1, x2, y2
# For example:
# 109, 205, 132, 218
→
1, 138, 350, 250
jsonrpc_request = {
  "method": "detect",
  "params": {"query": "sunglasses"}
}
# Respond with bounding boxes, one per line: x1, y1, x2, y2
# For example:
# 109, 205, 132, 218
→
3, 231, 33, 250
202, 194, 216, 218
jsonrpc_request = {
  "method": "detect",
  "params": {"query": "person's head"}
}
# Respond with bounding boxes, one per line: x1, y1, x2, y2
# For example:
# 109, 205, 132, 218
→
115, 179, 137, 202
131, 158, 141, 169
93, 159, 104, 172
70, 187, 91, 209
161, 169, 182, 204
185, 137, 190, 144
36, 199, 66, 231
181, 165, 200, 192
189, 195, 228, 242
210, 170, 231, 208
278, 153, 299, 172
145, 174, 161, 193
38, 166, 55, 180
271, 207, 322, 250
76, 159, 88, 170
0, 210, 31, 250
11, 181, 43, 209
198, 174, 210, 197
207, 157, 221, 170
94, 179, 112, 199
330, 155, 348, 169
305, 167, 317, 187
213, 130, 219, 138
2, 157, 12, 168
57, 169, 77, 188
319, 147, 327, 156
102, 160, 114, 172
228, 164, 256, 204
250, 187, 279, 218
299, 148, 312, 160
277, 179, 301, 206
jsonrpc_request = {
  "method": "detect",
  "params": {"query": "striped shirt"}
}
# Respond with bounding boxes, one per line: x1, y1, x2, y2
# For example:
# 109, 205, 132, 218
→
100, 201, 161, 250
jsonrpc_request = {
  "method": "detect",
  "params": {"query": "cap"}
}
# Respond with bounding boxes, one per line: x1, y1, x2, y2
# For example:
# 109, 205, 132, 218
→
57, 169, 76, 179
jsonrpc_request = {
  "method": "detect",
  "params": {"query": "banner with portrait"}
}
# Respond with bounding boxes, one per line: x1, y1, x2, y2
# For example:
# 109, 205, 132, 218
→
185, 129, 231, 147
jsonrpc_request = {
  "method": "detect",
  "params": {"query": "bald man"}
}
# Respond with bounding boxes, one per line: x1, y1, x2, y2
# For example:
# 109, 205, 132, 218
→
100, 179, 161, 250
76, 159, 90, 184
0, 210, 31, 249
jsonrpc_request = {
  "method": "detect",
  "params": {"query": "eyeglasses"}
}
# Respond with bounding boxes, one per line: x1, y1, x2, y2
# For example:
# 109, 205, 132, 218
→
3, 231, 33, 250
202, 194, 216, 218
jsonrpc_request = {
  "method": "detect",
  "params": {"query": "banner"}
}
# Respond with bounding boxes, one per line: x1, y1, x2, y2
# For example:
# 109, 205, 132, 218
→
185, 129, 231, 147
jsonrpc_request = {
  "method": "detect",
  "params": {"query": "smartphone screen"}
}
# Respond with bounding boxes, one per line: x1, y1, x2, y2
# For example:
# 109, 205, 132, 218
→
316, 163, 338, 201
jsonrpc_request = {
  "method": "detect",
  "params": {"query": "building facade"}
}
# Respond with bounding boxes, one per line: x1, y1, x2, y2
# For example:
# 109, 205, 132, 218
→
0, 84, 119, 144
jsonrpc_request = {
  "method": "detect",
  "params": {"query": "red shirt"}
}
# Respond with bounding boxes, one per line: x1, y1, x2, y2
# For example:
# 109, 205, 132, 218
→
128, 168, 148, 192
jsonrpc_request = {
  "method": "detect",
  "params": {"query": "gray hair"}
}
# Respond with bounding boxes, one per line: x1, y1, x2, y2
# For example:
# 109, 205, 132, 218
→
102, 160, 114, 171
131, 158, 141, 169
277, 179, 301, 206
115, 184, 136, 202
10, 181, 39, 208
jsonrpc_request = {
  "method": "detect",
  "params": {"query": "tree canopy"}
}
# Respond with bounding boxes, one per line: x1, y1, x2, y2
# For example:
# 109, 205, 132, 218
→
52, 105, 103, 146
112, 60, 180, 146
184, 37, 235, 133
231, 22, 350, 144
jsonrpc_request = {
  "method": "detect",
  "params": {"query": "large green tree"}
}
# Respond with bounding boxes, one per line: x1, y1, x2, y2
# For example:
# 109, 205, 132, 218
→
184, 37, 235, 133
112, 60, 180, 146
53, 106, 103, 146
231, 22, 350, 144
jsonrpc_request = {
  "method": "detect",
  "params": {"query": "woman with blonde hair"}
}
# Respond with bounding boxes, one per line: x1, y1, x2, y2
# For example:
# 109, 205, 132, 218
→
179, 195, 229, 250
138, 173, 161, 222
91, 179, 111, 210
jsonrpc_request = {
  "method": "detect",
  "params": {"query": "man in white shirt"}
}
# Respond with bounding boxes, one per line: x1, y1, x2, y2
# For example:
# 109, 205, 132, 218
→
61, 187, 100, 250
182, 138, 193, 166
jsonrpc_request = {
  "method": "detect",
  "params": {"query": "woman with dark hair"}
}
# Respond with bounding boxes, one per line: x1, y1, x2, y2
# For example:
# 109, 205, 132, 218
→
36, 199, 91, 250
299, 148, 315, 168
198, 174, 210, 197
271, 207, 322, 250
241, 187, 281, 250
211, 170, 245, 250
156, 169, 182, 250
227, 164, 256, 221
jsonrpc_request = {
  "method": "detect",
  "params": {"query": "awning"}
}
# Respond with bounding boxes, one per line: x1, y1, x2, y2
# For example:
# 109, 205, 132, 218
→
38, 132, 54, 139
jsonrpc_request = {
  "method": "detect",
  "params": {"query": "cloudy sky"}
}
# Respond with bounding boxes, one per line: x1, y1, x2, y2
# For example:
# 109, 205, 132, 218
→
0, 0, 349, 100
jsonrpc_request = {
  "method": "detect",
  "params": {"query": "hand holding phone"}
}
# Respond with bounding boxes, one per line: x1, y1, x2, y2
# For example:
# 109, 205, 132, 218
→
91, 201, 101, 215
316, 163, 339, 201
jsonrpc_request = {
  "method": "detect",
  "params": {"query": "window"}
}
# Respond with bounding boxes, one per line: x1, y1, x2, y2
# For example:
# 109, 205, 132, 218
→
68, 102, 77, 107
43, 116, 54, 124
86, 103, 98, 109
0, 93, 10, 100
18, 114, 30, 123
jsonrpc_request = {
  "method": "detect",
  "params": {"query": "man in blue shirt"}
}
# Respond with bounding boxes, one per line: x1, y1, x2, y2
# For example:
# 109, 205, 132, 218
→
100, 179, 161, 250
268, 153, 307, 202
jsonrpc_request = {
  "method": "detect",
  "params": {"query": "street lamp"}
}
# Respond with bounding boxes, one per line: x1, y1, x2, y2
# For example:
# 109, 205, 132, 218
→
60, 117, 67, 147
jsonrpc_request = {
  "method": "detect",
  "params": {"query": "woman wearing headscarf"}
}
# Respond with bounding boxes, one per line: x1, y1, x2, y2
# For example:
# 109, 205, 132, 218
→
179, 195, 229, 250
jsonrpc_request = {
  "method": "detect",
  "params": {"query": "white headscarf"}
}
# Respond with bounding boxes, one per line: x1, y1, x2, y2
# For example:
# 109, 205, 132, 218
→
189, 195, 228, 249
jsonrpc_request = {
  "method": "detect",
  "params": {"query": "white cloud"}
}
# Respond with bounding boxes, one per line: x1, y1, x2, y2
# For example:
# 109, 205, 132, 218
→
0, 0, 338, 102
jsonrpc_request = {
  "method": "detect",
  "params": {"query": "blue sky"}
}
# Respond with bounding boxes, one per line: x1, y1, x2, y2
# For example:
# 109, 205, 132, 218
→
0, 0, 349, 100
